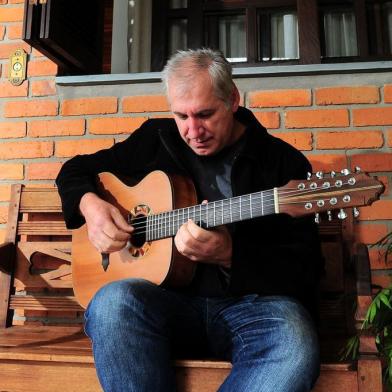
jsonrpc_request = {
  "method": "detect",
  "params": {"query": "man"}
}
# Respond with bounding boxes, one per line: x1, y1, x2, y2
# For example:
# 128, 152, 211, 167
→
56, 48, 323, 391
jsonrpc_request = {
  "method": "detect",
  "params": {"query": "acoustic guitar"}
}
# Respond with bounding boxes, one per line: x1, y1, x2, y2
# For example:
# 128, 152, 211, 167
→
72, 170, 384, 308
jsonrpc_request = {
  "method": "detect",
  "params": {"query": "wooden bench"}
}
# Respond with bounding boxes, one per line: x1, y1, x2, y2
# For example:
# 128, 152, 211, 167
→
0, 183, 382, 391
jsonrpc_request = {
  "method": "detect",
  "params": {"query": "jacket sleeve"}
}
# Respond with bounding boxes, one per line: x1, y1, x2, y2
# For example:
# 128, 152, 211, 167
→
56, 121, 158, 229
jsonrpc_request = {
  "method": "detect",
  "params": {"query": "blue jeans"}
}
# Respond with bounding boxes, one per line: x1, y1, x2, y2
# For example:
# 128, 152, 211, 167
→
85, 279, 320, 392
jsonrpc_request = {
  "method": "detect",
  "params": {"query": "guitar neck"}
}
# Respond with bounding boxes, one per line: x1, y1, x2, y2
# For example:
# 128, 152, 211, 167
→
146, 189, 277, 241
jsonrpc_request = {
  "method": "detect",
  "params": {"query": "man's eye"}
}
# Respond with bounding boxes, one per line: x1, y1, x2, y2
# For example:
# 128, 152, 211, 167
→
177, 114, 187, 120
198, 112, 212, 119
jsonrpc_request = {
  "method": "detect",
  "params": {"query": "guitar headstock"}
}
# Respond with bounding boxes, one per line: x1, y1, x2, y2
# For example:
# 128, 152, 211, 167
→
278, 169, 385, 221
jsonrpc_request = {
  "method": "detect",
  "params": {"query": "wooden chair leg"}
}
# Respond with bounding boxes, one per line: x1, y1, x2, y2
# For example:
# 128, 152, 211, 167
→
357, 357, 382, 392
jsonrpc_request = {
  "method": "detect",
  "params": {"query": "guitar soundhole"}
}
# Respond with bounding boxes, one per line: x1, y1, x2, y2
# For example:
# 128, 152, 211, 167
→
128, 204, 151, 258
130, 214, 146, 248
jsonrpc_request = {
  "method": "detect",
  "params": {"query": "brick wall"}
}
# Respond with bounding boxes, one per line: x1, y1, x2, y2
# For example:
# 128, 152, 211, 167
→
0, 1, 391, 289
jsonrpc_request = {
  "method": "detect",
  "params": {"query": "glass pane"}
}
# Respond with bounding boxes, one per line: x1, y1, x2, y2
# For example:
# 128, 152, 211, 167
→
218, 15, 246, 62
270, 12, 299, 60
323, 11, 358, 57
385, 2, 392, 53
169, 0, 188, 9
168, 19, 188, 56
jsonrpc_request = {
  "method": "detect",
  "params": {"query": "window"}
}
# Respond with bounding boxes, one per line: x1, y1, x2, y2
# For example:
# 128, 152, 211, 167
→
22, 0, 392, 75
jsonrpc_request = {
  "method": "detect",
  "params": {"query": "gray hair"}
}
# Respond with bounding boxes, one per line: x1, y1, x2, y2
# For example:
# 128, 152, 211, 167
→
162, 48, 235, 105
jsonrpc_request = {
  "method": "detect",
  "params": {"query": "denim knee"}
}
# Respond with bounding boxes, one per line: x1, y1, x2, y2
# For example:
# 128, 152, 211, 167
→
84, 278, 154, 337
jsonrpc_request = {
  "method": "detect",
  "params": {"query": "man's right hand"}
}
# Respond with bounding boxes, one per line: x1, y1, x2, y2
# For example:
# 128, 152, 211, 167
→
79, 192, 134, 253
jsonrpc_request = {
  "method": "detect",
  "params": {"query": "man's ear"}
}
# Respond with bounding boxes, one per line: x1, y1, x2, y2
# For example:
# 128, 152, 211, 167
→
231, 86, 240, 112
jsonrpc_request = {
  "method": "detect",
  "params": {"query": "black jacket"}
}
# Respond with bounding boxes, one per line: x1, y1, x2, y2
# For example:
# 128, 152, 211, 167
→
56, 107, 323, 313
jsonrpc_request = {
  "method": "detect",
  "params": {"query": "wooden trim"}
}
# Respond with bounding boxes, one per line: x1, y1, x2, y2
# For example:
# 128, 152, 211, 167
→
17, 222, 70, 236
9, 295, 83, 312
297, 0, 321, 64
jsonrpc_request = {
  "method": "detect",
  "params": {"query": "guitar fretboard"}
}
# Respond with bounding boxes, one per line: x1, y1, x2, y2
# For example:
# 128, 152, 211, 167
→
145, 189, 276, 241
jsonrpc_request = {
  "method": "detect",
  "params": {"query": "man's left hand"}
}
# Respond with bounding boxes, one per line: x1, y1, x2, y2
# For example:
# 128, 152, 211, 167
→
174, 219, 232, 268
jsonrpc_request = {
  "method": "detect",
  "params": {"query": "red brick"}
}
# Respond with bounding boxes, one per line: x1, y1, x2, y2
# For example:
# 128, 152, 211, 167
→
316, 131, 383, 149
61, 97, 118, 116
354, 223, 388, 245
0, 141, 53, 159
315, 86, 379, 105
252, 111, 280, 129
350, 153, 392, 172
26, 162, 62, 180
0, 7, 24, 22
32, 48, 45, 57
0, 121, 26, 138
285, 109, 349, 128
0, 80, 28, 97
271, 131, 312, 151
4, 99, 58, 118
384, 84, 392, 103
248, 89, 311, 108
0, 163, 23, 179
123, 95, 170, 113
89, 117, 147, 135
359, 200, 392, 220
0, 185, 11, 202
353, 107, 392, 126
0, 25, 5, 40
27, 59, 58, 77
306, 153, 348, 173
378, 176, 390, 196
372, 274, 392, 289
9, 0, 24, 3
7, 23, 22, 39
0, 41, 30, 59
388, 129, 392, 147
28, 119, 85, 137
0, 0, 8, 4
0, 205, 7, 224
369, 248, 392, 270
55, 139, 114, 157
31, 80, 56, 96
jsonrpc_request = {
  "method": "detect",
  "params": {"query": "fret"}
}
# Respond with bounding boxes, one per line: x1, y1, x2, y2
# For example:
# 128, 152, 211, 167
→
261, 191, 264, 216
250, 194, 253, 219
213, 202, 216, 227
206, 203, 209, 228
229, 198, 233, 223
239, 196, 242, 220
221, 200, 224, 225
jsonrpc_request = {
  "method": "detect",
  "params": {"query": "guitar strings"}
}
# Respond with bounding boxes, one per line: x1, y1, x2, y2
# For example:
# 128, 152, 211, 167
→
128, 180, 355, 232
130, 187, 354, 235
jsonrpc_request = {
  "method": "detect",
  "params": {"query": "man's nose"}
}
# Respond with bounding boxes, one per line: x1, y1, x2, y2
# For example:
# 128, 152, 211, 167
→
187, 117, 203, 138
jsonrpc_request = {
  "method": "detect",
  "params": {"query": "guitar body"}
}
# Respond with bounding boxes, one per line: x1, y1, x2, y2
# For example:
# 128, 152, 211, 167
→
72, 171, 198, 308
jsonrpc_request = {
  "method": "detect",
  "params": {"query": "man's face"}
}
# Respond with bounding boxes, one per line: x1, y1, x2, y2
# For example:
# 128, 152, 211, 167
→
167, 71, 240, 156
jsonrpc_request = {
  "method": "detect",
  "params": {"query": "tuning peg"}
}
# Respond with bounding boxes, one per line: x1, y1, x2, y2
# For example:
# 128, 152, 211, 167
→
316, 171, 324, 179
341, 168, 350, 176
327, 210, 332, 221
315, 213, 320, 224
338, 209, 348, 220
307, 172, 312, 180
355, 166, 361, 173
353, 207, 360, 218
330, 171, 336, 178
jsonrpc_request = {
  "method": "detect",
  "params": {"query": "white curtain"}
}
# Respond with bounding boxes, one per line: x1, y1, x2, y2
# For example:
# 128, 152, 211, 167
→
127, 0, 152, 73
271, 12, 298, 60
218, 15, 247, 62
168, 19, 188, 56
323, 12, 358, 57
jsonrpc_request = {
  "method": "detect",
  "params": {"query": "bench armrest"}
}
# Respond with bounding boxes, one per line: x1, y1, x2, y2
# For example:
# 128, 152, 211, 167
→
0, 242, 15, 274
